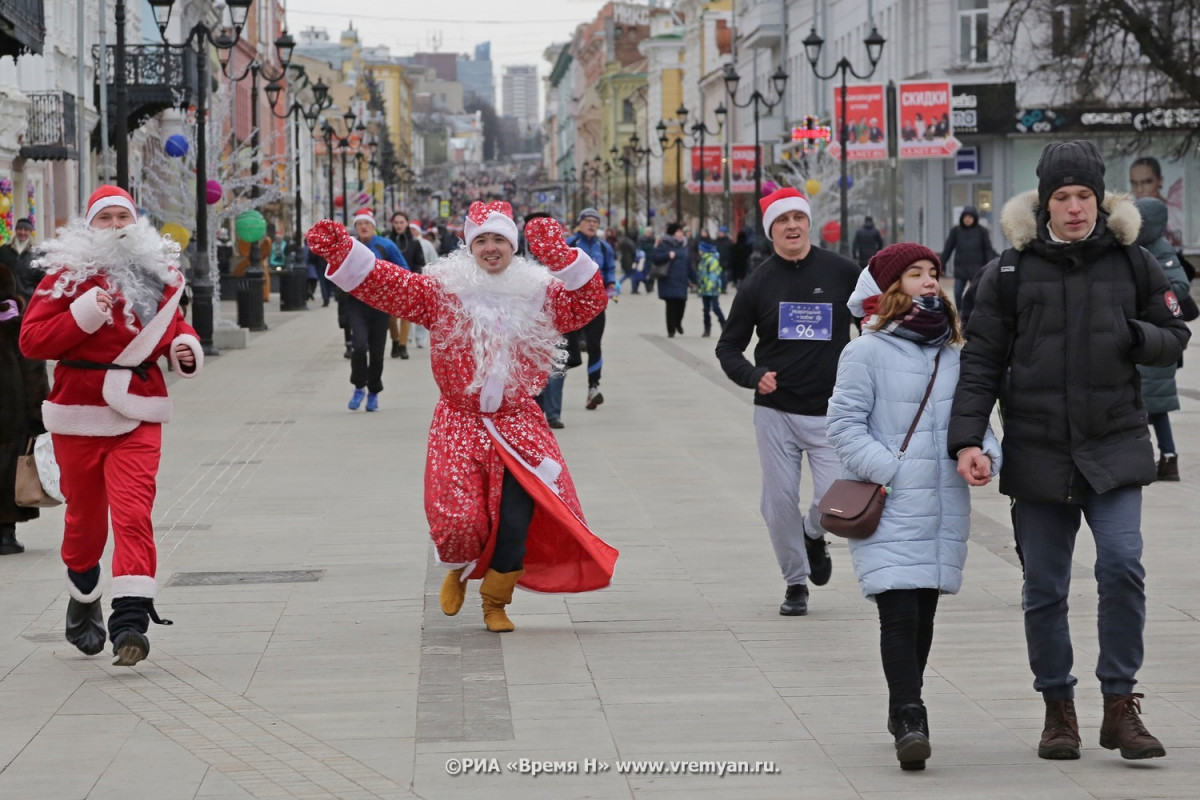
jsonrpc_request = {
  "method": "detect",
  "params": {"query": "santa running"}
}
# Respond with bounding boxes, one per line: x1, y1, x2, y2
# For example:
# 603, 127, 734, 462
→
20, 184, 203, 666
307, 201, 619, 632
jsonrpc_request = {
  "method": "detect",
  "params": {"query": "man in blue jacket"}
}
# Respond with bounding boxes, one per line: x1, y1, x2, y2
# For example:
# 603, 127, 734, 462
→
566, 208, 616, 409
347, 210, 407, 412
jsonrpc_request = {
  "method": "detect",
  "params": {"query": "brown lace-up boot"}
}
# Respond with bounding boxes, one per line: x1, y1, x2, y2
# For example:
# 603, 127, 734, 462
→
1038, 699, 1081, 759
1100, 693, 1166, 759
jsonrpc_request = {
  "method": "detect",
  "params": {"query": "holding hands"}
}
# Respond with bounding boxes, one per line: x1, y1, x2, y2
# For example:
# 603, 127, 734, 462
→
525, 218, 576, 270
955, 446, 994, 486
306, 220, 354, 268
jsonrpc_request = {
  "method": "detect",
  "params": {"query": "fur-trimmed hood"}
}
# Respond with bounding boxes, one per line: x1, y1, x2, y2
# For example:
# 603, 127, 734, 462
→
1000, 190, 1141, 251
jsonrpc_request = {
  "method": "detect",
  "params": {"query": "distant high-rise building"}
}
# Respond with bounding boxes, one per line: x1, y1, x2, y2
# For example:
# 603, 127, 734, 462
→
458, 41, 495, 108
502, 64, 539, 133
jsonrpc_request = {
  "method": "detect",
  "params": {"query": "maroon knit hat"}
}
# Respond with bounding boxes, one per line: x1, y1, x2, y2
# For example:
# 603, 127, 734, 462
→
867, 243, 942, 291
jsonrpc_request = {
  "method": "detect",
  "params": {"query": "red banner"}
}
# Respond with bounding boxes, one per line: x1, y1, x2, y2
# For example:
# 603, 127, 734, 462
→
827, 84, 887, 161
898, 81, 961, 159
729, 145, 760, 193
687, 146, 724, 194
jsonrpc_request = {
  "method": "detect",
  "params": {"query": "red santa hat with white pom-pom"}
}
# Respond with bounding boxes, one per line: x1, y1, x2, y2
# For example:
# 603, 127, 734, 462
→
85, 185, 138, 226
352, 208, 376, 227
463, 201, 519, 250
759, 187, 811, 241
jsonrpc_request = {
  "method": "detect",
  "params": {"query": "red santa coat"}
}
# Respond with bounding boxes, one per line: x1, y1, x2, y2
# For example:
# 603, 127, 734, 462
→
19, 270, 203, 435
328, 239, 617, 593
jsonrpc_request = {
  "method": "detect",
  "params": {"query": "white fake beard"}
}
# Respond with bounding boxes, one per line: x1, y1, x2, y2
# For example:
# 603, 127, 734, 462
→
426, 248, 564, 398
34, 217, 182, 330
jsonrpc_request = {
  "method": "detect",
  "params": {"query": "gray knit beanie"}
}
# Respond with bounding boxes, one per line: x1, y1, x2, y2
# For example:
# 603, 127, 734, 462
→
1036, 140, 1106, 208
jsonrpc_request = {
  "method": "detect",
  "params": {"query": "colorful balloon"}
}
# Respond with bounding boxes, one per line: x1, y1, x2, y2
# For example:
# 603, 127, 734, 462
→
334, 195, 345, 209
205, 180, 222, 205
805, 178, 821, 197
821, 220, 841, 244
0, 195, 10, 214
161, 222, 191, 250
235, 210, 267, 244
165, 134, 189, 158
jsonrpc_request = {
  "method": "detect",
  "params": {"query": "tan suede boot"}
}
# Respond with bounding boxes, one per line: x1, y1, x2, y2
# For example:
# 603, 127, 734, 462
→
440, 568, 467, 616
480, 569, 524, 632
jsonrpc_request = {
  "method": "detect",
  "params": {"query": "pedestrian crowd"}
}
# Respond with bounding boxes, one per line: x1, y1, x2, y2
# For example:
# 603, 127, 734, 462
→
0, 139, 1190, 775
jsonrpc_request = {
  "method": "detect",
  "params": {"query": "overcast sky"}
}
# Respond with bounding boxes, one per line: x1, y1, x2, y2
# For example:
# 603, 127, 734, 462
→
285, 0, 615, 110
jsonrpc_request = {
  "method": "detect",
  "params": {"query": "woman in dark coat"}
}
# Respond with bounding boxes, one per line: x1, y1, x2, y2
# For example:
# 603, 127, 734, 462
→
0, 263, 49, 553
651, 222, 699, 337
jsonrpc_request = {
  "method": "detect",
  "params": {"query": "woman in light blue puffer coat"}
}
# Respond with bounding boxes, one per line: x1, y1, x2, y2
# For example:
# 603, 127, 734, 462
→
827, 243, 1001, 772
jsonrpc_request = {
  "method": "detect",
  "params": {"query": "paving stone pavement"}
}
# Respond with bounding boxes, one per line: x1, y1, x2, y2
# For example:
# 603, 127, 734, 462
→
1, 286, 1198, 800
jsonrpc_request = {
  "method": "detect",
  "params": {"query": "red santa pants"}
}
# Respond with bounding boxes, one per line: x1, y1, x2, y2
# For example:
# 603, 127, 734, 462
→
53, 423, 161, 597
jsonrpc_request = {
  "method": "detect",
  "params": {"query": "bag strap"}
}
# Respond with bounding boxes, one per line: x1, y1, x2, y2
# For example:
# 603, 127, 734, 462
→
898, 349, 942, 458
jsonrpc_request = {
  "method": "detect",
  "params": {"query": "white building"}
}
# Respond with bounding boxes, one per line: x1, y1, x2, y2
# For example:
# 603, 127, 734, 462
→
502, 64, 540, 134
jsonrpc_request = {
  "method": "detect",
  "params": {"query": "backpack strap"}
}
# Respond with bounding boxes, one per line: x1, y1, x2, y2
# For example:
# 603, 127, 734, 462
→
997, 247, 1021, 332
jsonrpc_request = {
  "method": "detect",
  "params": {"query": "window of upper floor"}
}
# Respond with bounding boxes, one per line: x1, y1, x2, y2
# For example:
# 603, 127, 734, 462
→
958, 0, 989, 65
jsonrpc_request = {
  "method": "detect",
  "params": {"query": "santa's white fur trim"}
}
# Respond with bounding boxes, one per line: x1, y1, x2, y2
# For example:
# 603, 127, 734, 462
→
169, 333, 203, 377
70, 287, 112, 333
112, 280, 183, 367
326, 238, 376, 291
102, 368, 173, 423
42, 401, 141, 437
111, 574, 157, 599
66, 564, 105, 603
551, 249, 598, 291
85, 195, 137, 226
763, 196, 812, 241
464, 213, 519, 250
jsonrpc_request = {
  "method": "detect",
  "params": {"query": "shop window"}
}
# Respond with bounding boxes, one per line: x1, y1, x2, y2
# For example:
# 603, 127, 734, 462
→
1051, 2, 1084, 58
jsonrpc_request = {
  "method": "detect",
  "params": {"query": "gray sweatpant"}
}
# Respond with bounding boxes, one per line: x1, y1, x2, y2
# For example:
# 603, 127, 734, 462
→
753, 406, 841, 586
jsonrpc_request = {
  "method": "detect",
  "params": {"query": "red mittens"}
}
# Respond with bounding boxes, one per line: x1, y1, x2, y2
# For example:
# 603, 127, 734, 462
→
306, 220, 353, 268
525, 218, 576, 270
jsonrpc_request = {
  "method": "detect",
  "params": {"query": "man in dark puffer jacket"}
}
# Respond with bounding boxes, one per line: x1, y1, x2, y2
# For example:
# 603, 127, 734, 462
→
949, 140, 1188, 764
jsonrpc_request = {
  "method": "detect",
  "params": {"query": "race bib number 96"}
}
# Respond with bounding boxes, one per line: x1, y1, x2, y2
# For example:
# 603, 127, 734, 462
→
778, 302, 832, 341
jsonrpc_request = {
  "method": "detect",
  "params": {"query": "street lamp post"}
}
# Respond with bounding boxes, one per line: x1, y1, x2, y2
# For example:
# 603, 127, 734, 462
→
680, 102, 727, 237
266, 67, 332, 311
321, 121, 335, 219
630, 125, 666, 232
148, 0, 254, 356
220, 31, 294, 331
659, 127, 684, 226
563, 166, 576, 221
803, 25, 886, 255
114, 0, 129, 189
722, 62, 789, 240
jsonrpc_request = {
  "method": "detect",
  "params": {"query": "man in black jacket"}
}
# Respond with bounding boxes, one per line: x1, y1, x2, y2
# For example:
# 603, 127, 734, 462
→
386, 210, 426, 358
940, 205, 996, 310
0, 218, 36, 302
851, 215, 884, 267
716, 188, 859, 616
949, 140, 1188, 764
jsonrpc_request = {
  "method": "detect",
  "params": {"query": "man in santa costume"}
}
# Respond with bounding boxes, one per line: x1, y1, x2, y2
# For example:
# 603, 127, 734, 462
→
307, 202, 618, 632
19, 185, 203, 666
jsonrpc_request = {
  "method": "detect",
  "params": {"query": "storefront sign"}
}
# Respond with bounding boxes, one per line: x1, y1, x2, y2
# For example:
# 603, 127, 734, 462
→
897, 81, 960, 159
687, 145, 724, 194
826, 84, 887, 161
729, 145, 761, 193
951, 83, 1017, 135
1014, 104, 1200, 134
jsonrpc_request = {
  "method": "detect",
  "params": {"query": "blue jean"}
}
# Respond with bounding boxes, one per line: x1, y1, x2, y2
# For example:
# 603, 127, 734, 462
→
1149, 412, 1175, 455
1012, 485, 1145, 700
536, 371, 565, 422
701, 295, 726, 330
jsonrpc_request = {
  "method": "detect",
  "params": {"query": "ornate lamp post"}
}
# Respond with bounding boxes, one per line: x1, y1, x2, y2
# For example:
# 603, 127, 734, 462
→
266, 68, 332, 311
804, 25, 886, 254
680, 102, 727, 237
323, 109, 359, 226
629, 126, 666, 232
722, 62, 789, 239
218, 29, 295, 330
563, 165, 576, 221
147, 0, 254, 356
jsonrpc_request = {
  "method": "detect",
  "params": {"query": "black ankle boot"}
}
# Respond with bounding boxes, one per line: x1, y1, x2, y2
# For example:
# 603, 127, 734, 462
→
0, 523, 23, 555
108, 597, 173, 667
66, 598, 107, 655
892, 703, 931, 770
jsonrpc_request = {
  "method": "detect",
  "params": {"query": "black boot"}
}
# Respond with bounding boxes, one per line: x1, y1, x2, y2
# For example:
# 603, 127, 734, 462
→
108, 597, 173, 667
66, 598, 107, 655
0, 523, 24, 555
891, 703, 931, 770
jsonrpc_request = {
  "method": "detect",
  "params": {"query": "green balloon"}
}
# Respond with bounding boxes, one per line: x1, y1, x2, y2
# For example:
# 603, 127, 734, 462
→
235, 210, 267, 243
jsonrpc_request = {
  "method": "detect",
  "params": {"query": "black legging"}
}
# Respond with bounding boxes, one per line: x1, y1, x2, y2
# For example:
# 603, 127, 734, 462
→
580, 310, 605, 389
664, 298, 686, 334
491, 470, 534, 573
876, 588, 940, 713
347, 296, 390, 393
